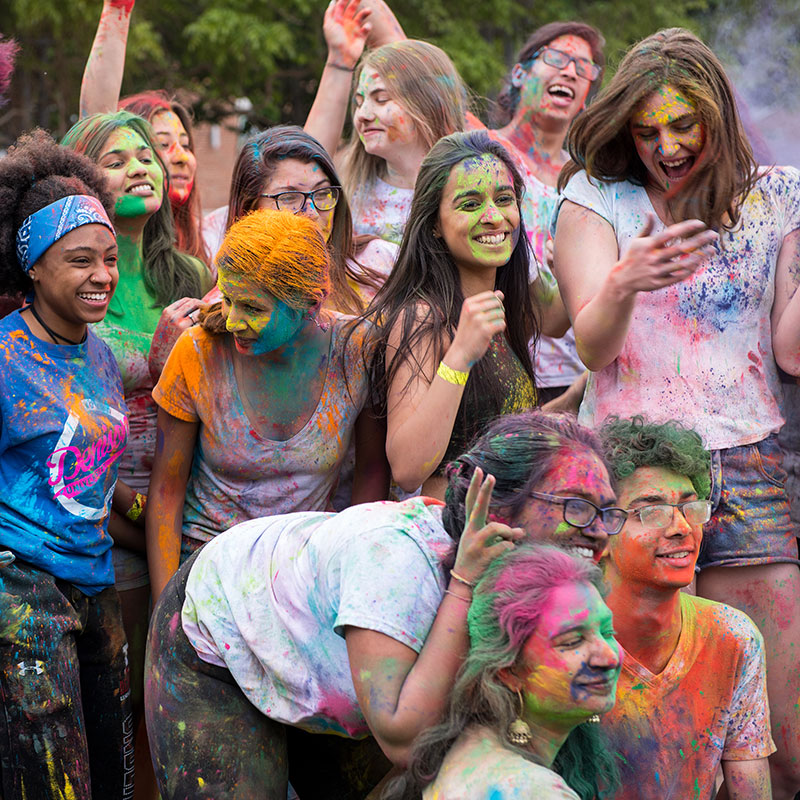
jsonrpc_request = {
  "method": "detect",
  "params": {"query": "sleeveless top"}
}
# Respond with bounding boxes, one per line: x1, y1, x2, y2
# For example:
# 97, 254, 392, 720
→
435, 335, 537, 475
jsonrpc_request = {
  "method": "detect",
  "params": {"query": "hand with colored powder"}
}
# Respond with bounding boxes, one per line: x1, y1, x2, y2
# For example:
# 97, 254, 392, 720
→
612, 214, 719, 295
451, 468, 525, 586
324, 0, 372, 71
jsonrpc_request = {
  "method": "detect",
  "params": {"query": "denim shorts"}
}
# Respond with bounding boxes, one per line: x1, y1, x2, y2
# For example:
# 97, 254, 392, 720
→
697, 434, 799, 569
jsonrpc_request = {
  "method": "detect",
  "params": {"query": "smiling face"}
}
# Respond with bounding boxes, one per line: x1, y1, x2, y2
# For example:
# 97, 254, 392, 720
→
218, 268, 308, 356
98, 126, 164, 219
256, 158, 335, 243
151, 110, 196, 206
629, 85, 705, 193
353, 70, 420, 159
510, 582, 621, 731
436, 154, 520, 278
513, 448, 617, 563
516, 35, 595, 124
29, 224, 118, 339
607, 466, 703, 589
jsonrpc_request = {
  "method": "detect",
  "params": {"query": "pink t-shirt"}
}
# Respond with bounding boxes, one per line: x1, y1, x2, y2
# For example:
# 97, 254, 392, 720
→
152, 315, 370, 541
556, 167, 800, 448
604, 594, 774, 800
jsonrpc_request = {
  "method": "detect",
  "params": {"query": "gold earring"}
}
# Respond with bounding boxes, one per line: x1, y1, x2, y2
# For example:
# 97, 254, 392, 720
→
507, 689, 532, 745
588, 714, 601, 724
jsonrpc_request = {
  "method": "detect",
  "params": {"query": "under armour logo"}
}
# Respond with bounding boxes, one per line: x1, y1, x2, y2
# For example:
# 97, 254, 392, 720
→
17, 661, 44, 676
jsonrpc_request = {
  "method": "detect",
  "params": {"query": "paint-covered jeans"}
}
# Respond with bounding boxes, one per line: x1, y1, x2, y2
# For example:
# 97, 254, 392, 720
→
0, 558, 133, 799
145, 551, 392, 800
698, 434, 799, 569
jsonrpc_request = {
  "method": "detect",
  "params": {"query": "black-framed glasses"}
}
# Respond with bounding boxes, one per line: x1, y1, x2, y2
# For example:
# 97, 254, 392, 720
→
529, 47, 601, 81
529, 491, 627, 535
625, 500, 711, 530
259, 186, 341, 213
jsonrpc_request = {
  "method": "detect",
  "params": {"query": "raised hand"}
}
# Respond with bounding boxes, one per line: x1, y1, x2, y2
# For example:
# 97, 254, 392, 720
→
612, 214, 719, 295
445, 290, 506, 371
324, 0, 372, 70
452, 469, 524, 585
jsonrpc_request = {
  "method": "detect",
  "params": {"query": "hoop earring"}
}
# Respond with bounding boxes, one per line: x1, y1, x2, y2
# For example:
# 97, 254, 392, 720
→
507, 689, 532, 745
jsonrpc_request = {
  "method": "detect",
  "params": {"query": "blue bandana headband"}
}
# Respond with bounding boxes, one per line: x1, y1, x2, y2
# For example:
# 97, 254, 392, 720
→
15, 194, 115, 274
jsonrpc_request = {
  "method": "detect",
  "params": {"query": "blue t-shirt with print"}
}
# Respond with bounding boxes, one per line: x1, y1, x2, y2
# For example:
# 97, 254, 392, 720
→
0, 310, 128, 594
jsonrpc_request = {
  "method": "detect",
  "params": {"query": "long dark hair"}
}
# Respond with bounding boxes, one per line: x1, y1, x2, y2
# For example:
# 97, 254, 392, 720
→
61, 112, 209, 308
559, 28, 760, 232
120, 90, 207, 264
223, 125, 383, 314
364, 130, 539, 419
384, 544, 620, 800
494, 21, 606, 128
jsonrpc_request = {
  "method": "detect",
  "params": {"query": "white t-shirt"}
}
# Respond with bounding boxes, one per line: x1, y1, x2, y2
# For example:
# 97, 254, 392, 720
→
350, 176, 414, 245
554, 167, 800, 449
423, 726, 580, 799
181, 496, 452, 736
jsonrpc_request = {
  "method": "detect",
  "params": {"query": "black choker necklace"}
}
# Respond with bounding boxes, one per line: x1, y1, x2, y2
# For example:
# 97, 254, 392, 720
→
28, 305, 86, 346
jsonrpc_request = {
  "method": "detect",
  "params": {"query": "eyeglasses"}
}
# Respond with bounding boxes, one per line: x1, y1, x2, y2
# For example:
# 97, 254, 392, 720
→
529, 491, 628, 535
259, 186, 341, 213
529, 47, 601, 81
625, 500, 712, 530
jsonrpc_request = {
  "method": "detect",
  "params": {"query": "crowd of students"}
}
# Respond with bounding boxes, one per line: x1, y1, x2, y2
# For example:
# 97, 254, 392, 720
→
0, 0, 799, 798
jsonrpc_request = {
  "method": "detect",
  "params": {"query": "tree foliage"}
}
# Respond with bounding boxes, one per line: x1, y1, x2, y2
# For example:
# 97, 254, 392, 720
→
5, 0, 781, 149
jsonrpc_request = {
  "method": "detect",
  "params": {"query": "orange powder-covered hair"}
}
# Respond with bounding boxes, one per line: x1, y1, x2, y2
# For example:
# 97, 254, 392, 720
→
215, 209, 331, 309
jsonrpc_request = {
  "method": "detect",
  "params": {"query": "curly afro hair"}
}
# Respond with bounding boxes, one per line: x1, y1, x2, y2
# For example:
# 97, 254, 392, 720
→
600, 415, 711, 499
0, 128, 114, 296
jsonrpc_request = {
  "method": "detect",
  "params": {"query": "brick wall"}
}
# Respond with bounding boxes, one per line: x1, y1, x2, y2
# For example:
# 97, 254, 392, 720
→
194, 118, 242, 215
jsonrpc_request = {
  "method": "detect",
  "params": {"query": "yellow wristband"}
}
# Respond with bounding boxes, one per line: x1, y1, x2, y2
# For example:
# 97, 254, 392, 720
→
126, 492, 147, 522
437, 361, 469, 386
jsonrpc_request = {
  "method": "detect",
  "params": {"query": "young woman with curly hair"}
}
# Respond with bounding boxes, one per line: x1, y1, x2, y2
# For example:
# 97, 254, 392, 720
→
553, 27, 800, 796
0, 129, 132, 798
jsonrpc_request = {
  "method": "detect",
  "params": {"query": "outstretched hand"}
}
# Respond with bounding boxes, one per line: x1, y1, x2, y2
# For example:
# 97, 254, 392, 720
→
452, 469, 524, 585
612, 214, 719, 295
324, 0, 372, 69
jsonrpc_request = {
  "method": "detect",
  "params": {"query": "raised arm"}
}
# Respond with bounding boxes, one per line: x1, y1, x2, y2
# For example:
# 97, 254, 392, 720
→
304, 0, 371, 159
145, 408, 198, 601
80, 0, 135, 118
385, 291, 505, 492
345, 472, 524, 765
554, 202, 718, 370
771, 227, 800, 375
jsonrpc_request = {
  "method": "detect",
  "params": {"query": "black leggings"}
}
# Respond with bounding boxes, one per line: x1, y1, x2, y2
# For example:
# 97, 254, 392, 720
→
144, 552, 391, 800
0, 560, 133, 799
